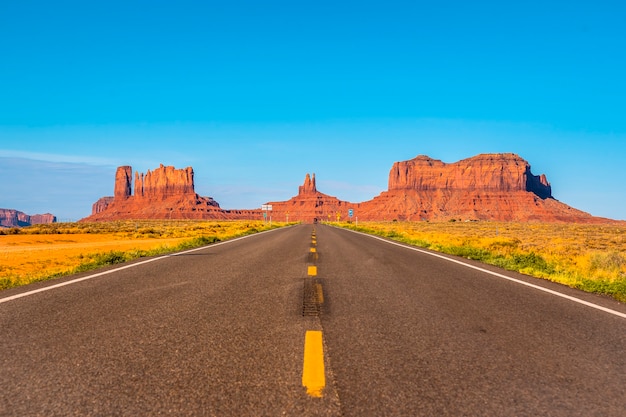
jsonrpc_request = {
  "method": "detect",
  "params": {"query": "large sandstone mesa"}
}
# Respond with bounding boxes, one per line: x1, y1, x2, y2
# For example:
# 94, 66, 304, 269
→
388, 154, 552, 198
355, 153, 601, 222
82, 165, 258, 221
0, 209, 56, 228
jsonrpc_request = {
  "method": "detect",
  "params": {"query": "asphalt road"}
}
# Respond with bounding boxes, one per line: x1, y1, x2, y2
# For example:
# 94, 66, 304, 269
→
1, 224, 625, 416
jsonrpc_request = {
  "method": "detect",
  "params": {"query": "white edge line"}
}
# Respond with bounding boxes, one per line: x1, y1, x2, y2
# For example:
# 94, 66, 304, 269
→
343, 227, 626, 320
0, 228, 280, 305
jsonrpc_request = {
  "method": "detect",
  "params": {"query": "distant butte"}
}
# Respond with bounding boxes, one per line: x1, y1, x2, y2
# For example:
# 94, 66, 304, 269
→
266, 173, 351, 222
0, 209, 56, 228
83, 164, 258, 221
82, 154, 615, 223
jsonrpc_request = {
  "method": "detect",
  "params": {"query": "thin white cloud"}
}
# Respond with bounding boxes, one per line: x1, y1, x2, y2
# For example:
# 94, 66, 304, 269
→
0, 157, 113, 220
0, 149, 118, 166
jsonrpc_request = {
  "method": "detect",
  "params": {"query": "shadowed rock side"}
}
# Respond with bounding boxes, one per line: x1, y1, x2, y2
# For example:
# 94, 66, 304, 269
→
82, 165, 260, 221
0, 209, 56, 227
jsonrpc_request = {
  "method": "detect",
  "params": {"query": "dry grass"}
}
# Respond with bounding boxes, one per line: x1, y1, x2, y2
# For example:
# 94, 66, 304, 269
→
334, 221, 626, 302
0, 220, 283, 290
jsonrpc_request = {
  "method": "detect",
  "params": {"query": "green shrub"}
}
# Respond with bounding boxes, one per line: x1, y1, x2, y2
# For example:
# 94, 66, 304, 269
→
92, 251, 127, 266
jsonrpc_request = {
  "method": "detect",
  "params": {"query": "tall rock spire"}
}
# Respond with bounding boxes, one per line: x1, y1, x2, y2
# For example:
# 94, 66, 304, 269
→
298, 173, 317, 195
114, 166, 132, 200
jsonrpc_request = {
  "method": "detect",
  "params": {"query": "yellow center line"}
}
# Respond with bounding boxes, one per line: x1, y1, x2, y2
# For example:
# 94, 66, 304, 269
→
310, 247, 316, 253
307, 265, 317, 276
302, 330, 325, 397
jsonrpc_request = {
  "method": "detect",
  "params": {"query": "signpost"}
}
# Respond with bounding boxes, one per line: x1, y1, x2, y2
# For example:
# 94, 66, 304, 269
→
262, 204, 272, 225
348, 208, 357, 225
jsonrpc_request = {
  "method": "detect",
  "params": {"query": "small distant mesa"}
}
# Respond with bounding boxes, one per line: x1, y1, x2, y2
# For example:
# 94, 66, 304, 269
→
0, 209, 56, 228
81, 154, 614, 224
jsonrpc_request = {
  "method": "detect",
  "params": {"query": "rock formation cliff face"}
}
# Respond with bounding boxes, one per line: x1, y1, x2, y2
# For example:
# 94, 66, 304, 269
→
29, 213, 57, 225
135, 165, 195, 199
388, 154, 552, 199
82, 165, 258, 221
82, 153, 614, 223
355, 153, 595, 222
92, 197, 114, 215
114, 166, 133, 200
262, 154, 607, 223
0, 209, 56, 227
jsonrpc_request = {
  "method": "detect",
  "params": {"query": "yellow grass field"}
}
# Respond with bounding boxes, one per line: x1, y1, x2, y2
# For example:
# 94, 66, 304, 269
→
334, 221, 626, 302
0, 220, 282, 290
3, 219, 625, 302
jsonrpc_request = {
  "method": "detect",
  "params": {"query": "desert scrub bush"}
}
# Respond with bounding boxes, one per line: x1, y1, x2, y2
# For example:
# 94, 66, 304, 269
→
69, 251, 132, 275
498, 252, 555, 276
437, 244, 491, 261
406, 238, 432, 248
91, 251, 127, 266
176, 236, 221, 250
589, 251, 625, 273
384, 230, 404, 239
572, 278, 626, 302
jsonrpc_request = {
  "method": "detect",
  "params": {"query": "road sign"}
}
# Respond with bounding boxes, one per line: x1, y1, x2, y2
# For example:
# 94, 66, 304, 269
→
348, 209, 354, 217
261, 204, 273, 211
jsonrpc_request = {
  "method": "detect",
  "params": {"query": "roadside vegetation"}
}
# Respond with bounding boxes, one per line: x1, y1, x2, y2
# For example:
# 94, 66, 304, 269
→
0, 220, 286, 290
332, 221, 626, 302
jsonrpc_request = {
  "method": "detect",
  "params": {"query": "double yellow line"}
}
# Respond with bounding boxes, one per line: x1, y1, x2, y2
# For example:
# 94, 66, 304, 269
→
302, 228, 326, 398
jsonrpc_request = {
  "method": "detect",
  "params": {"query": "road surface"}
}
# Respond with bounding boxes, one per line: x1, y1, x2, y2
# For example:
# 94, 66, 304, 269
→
1, 224, 625, 416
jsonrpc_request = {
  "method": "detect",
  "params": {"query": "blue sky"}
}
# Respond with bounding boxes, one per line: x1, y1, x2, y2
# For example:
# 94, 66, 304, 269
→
1, 0, 625, 221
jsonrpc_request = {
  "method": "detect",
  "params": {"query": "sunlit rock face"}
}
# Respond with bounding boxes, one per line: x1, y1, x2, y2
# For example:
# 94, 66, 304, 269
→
387, 153, 552, 199
83, 164, 258, 221
82, 154, 611, 224
355, 153, 599, 222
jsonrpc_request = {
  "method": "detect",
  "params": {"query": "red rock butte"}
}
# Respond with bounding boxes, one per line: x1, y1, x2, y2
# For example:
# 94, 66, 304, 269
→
0, 209, 56, 228
82, 154, 615, 223
355, 153, 599, 222
266, 173, 352, 223
83, 164, 259, 221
